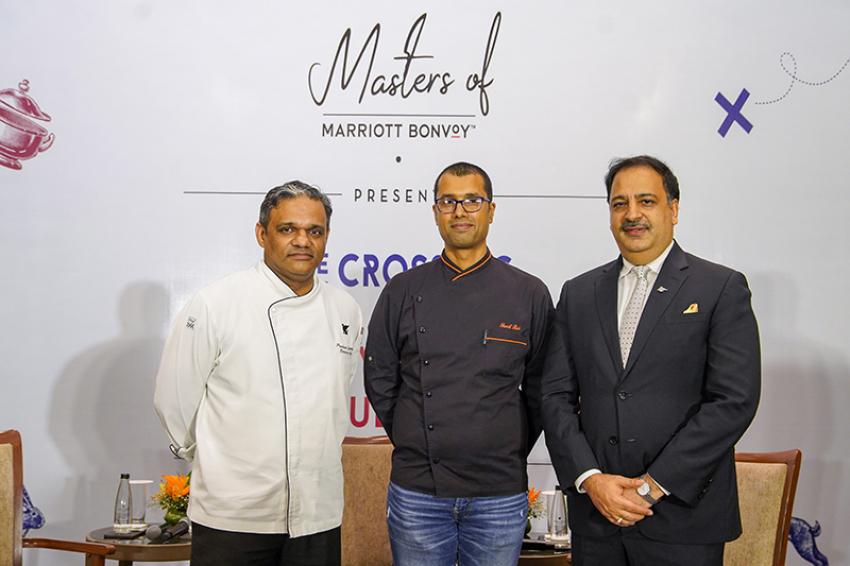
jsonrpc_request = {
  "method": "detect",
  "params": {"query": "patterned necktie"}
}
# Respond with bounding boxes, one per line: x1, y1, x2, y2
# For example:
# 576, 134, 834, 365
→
620, 265, 649, 367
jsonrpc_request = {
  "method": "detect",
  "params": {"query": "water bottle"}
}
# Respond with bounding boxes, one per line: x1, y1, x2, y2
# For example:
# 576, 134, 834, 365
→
113, 473, 133, 533
547, 484, 569, 544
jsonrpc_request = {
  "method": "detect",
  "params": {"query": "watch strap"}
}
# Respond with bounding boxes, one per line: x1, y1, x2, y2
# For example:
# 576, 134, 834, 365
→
638, 480, 659, 505
639, 489, 659, 506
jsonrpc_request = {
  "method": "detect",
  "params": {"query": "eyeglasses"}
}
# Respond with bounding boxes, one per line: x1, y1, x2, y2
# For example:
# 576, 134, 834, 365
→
434, 196, 492, 213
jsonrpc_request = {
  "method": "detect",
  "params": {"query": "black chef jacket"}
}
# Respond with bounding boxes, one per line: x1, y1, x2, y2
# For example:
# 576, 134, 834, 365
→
364, 250, 554, 497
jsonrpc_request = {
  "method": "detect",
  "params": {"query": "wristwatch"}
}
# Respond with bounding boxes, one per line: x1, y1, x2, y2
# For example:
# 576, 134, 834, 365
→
637, 478, 659, 506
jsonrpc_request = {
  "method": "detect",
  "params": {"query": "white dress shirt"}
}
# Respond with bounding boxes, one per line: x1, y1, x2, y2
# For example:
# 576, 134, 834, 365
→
575, 241, 675, 494
616, 241, 675, 328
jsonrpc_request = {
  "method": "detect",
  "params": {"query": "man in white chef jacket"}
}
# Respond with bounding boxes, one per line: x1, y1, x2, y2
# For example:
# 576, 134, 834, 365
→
154, 181, 362, 566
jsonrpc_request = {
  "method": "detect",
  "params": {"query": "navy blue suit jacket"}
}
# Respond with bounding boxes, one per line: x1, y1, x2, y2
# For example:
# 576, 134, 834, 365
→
541, 242, 760, 544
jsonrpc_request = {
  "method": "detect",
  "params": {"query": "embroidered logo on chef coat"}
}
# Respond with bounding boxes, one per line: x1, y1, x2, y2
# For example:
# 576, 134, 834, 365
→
336, 342, 355, 355
342, 323, 350, 335
186, 316, 197, 329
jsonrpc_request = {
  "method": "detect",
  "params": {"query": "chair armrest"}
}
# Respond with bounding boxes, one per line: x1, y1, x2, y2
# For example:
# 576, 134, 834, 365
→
23, 537, 116, 556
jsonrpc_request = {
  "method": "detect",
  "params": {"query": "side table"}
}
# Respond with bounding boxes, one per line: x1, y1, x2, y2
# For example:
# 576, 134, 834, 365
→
519, 548, 572, 564
86, 528, 191, 566
520, 533, 571, 565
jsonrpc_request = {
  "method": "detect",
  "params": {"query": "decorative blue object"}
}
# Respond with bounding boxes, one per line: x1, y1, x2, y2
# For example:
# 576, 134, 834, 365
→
789, 516, 829, 566
22, 486, 45, 536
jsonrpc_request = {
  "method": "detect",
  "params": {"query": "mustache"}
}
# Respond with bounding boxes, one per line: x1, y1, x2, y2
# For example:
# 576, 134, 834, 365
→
620, 220, 649, 230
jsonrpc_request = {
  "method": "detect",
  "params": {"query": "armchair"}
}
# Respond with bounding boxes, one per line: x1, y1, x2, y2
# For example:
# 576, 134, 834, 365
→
724, 449, 802, 566
341, 435, 393, 566
0, 429, 114, 566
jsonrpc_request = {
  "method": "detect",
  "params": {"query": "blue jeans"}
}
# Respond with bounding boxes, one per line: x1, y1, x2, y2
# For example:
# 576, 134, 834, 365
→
387, 482, 527, 566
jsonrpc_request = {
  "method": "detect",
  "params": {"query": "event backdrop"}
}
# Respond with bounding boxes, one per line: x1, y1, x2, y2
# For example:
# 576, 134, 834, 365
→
2, 2, 848, 564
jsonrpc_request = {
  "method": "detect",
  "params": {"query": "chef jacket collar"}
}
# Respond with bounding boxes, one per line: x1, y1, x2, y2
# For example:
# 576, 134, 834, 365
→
257, 260, 321, 300
439, 248, 493, 282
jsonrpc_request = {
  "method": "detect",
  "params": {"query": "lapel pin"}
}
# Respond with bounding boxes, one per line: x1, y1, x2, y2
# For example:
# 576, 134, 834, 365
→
683, 303, 699, 314
656, 286, 668, 293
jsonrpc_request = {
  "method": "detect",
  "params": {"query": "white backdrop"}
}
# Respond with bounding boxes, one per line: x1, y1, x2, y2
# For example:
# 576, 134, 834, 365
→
2, 2, 848, 564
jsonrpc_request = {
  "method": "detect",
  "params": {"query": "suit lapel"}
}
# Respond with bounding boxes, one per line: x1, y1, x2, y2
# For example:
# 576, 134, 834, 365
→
621, 242, 690, 380
595, 258, 622, 378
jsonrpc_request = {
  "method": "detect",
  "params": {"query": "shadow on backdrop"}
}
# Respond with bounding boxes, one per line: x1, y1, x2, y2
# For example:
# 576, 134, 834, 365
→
746, 272, 847, 565
48, 281, 188, 543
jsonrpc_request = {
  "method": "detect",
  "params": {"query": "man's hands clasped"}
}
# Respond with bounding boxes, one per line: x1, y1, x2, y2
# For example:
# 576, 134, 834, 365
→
581, 474, 657, 527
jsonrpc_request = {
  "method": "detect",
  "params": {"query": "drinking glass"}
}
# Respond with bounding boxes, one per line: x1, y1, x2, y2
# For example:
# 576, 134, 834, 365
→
129, 480, 154, 529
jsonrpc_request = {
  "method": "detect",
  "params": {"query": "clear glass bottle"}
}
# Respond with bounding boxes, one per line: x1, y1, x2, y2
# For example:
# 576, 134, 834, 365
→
547, 484, 570, 545
113, 473, 133, 533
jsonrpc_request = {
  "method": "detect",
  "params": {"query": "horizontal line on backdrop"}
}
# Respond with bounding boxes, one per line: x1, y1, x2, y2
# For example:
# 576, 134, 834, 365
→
184, 191, 343, 196
498, 194, 606, 199
322, 112, 476, 118
183, 191, 596, 199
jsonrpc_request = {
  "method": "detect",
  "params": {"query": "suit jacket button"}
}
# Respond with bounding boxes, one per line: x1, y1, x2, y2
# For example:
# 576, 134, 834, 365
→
608, 436, 618, 446
432, 457, 440, 464
416, 296, 423, 303
423, 360, 430, 366
419, 326, 426, 333
427, 424, 434, 431
617, 391, 628, 400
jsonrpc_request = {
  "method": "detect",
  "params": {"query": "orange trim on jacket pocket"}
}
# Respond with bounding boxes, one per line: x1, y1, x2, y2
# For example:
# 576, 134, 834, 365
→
484, 336, 528, 347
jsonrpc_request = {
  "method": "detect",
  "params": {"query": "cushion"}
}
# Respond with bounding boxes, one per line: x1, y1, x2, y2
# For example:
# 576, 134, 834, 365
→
724, 461, 787, 566
341, 441, 393, 566
0, 444, 14, 566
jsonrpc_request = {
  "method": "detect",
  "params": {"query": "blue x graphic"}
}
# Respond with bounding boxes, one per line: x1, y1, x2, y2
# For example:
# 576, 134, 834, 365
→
715, 88, 753, 137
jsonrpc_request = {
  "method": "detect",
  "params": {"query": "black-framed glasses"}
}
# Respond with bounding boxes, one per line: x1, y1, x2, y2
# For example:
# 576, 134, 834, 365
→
434, 196, 492, 213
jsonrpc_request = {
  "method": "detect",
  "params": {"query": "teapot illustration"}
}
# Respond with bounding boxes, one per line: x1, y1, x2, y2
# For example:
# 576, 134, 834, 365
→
0, 80, 54, 170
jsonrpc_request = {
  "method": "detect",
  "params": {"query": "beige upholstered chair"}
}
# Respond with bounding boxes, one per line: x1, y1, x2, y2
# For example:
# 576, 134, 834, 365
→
1, 429, 114, 566
341, 435, 393, 566
724, 449, 802, 566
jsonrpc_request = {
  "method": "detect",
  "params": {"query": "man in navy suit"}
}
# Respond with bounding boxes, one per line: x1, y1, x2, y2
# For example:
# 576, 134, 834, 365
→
541, 155, 760, 565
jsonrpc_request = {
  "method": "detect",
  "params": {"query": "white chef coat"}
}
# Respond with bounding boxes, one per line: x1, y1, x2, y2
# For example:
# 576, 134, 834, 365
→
154, 261, 362, 536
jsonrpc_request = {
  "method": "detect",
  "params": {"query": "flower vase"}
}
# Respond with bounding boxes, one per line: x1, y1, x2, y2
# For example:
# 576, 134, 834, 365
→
164, 509, 183, 526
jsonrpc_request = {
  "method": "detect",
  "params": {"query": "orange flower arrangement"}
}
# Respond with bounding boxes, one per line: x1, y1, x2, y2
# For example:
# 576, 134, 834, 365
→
154, 474, 190, 524
527, 486, 544, 519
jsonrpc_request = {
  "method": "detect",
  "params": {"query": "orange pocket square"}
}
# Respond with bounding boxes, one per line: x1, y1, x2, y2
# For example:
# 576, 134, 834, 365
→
683, 303, 699, 314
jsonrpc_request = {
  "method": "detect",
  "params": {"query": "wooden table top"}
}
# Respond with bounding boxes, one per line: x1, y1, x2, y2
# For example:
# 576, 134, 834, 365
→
86, 527, 191, 562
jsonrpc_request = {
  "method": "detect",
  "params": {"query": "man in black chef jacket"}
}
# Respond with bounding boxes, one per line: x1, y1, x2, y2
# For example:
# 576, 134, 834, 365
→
364, 161, 554, 566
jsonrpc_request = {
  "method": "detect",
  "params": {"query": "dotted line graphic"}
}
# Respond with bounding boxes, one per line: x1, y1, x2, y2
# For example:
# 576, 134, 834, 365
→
754, 52, 850, 105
